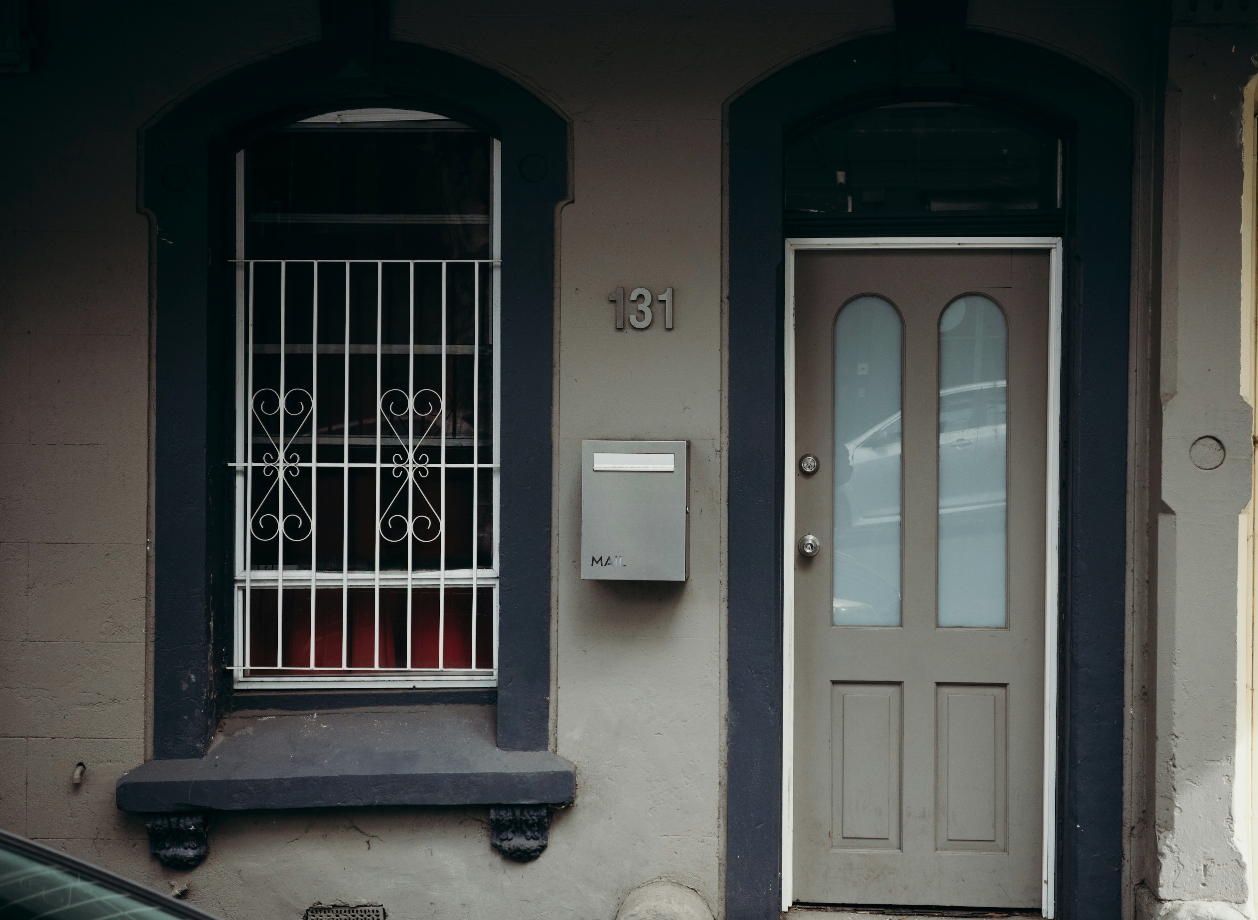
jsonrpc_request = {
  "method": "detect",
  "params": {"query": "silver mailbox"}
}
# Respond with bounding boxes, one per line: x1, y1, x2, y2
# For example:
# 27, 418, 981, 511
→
581, 440, 689, 581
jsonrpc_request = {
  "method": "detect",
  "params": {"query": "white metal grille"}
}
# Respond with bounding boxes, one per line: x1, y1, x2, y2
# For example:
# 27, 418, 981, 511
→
231, 258, 499, 688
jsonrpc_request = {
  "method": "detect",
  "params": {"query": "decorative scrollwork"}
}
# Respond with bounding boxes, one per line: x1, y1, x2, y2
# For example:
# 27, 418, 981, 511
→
379, 388, 443, 544
249, 387, 313, 543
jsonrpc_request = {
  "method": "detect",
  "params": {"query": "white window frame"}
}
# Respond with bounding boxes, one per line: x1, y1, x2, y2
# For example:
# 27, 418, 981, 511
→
229, 116, 502, 690
780, 236, 1063, 917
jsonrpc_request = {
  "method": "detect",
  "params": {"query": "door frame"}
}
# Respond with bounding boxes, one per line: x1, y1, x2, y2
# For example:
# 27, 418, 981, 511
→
781, 236, 1065, 916
728, 32, 1132, 919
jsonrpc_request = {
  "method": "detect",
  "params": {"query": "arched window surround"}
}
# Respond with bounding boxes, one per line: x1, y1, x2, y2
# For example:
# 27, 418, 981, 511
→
141, 38, 568, 761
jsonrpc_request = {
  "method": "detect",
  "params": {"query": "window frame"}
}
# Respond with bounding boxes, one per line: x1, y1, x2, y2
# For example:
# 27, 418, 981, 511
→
228, 122, 504, 691
142, 40, 568, 760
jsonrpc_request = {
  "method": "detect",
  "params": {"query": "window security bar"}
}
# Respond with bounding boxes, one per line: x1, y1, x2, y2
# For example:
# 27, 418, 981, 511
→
250, 344, 489, 355
228, 259, 503, 263
231, 259, 499, 689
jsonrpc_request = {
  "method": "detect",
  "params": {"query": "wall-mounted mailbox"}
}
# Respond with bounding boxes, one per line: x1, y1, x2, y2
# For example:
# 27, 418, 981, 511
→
581, 440, 688, 582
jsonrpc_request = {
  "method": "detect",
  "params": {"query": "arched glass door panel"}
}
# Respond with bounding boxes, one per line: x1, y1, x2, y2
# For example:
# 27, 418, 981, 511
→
937, 294, 1008, 628
833, 295, 903, 626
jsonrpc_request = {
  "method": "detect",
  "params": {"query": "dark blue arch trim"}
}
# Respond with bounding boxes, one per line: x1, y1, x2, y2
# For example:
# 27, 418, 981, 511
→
144, 41, 567, 760
727, 31, 1131, 919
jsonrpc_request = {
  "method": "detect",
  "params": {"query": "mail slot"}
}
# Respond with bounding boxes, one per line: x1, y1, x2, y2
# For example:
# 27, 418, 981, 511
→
581, 440, 688, 581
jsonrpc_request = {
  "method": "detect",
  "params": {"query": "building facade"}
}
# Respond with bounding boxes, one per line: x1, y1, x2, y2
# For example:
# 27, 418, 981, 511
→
0, 1, 1255, 919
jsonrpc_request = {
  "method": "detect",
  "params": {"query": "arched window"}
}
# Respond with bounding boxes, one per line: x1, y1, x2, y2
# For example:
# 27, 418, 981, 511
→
132, 33, 567, 782
232, 108, 500, 689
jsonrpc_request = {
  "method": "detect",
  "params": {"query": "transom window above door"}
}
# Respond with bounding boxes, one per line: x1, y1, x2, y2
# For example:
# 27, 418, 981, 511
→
784, 103, 1062, 217
231, 108, 500, 689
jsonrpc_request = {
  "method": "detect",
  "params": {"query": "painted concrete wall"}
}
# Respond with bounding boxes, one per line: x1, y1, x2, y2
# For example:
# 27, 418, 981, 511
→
0, 3, 1249, 920
1147, 25, 1258, 920
0, 0, 324, 894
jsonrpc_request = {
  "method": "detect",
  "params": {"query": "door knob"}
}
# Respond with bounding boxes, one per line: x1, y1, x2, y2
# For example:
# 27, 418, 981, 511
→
799, 454, 819, 475
798, 533, 820, 557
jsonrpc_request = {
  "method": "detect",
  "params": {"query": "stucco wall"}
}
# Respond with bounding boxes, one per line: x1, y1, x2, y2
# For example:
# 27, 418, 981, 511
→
0, 0, 325, 893
1149, 25, 1258, 919
0, 3, 1227, 920
0, 3, 896, 919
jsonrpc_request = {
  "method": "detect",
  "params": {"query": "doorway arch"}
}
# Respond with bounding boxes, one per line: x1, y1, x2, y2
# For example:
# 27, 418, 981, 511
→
725, 30, 1132, 919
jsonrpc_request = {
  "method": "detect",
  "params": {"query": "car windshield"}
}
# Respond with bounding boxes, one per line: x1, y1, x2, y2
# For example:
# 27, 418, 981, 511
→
0, 830, 219, 920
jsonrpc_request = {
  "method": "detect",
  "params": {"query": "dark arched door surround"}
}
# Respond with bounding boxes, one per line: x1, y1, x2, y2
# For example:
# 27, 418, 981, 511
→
726, 31, 1132, 919
144, 25, 568, 759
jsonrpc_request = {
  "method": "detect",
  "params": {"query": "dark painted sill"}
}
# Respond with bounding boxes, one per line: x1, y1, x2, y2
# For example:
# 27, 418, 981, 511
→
116, 705, 574, 812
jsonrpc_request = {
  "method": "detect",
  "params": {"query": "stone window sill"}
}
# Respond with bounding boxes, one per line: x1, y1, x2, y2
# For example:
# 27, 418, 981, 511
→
116, 704, 575, 812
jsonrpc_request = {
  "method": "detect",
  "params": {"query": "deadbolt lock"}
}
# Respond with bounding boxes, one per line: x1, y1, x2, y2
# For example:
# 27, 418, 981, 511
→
798, 454, 819, 475
798, 533, 820, 557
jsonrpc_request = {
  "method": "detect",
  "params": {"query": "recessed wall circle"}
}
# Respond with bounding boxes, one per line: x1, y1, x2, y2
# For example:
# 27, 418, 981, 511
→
1189, 436, 1226, 470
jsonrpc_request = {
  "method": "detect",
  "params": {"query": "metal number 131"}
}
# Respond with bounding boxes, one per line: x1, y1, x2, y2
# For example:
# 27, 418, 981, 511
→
609, 287, 674, 331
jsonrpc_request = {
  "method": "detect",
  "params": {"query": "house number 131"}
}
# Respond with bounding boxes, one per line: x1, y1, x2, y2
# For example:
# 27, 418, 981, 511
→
609, 287, 674, 331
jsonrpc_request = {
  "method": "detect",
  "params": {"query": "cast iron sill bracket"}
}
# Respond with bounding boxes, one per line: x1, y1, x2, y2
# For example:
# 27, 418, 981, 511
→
117, 705, 574, 869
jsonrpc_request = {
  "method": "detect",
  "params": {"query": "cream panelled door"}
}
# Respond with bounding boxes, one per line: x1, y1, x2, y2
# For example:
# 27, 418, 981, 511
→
792, 249, 1049, 908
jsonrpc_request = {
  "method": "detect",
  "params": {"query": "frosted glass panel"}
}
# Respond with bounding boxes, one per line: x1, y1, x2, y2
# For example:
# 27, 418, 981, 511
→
938, 296, 1007, 627
833, 297, 902, 626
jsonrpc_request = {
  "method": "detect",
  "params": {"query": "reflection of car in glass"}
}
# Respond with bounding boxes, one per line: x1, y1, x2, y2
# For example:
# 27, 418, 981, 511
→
832, 380, 1006, 626
832, 551, 900, 625
0, 828, 222, 920
837, 380, 1006, 529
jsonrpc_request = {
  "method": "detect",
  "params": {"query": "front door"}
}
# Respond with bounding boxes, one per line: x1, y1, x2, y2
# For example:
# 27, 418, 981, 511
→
792, 249, 1050, 908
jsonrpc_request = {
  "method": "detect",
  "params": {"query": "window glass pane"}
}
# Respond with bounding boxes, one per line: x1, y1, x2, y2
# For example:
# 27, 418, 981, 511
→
833, 296, 902, 626
785, 103, 1060, 216
938, 295, 1007, 628
246, 119, 492, 260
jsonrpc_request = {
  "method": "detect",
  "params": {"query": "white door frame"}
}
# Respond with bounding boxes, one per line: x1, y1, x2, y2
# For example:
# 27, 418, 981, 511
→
781, 237, 1064, 917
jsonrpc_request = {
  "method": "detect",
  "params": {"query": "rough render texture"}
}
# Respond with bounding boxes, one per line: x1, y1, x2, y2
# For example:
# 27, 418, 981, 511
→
1155, 27, 1258, 915
0, 1, 1242, 919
